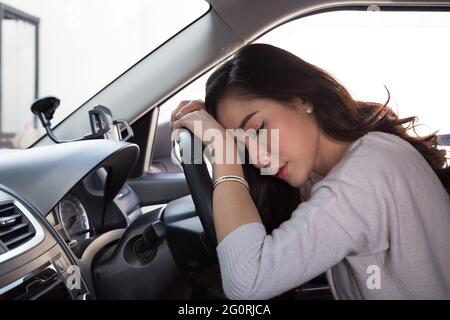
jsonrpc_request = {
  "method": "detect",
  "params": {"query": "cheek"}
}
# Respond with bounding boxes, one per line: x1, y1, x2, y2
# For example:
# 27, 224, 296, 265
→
273, 119, 319, 187
270, 118, 317, 161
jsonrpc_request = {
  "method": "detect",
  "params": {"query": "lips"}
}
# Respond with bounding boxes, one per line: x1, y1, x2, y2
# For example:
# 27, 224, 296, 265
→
275, 163, 288, 179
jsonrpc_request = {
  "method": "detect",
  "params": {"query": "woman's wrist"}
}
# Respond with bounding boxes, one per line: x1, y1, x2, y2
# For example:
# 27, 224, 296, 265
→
210, 133, 245, 180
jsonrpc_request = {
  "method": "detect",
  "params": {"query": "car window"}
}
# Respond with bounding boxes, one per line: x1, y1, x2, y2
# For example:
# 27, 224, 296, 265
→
0, 0, 210, 149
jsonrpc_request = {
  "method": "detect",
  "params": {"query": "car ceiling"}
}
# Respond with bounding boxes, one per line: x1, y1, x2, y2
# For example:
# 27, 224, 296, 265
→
34, 0, 450, 147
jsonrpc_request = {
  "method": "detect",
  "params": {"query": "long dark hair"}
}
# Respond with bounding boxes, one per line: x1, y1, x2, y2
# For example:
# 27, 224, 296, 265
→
205, 43, 450, 232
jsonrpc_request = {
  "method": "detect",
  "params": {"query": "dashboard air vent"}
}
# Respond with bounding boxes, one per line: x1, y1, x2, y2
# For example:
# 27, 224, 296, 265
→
0, 201, 36, 251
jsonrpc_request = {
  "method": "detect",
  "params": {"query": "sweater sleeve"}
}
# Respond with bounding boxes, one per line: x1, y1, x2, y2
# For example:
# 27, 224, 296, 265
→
216, 173, 391, 300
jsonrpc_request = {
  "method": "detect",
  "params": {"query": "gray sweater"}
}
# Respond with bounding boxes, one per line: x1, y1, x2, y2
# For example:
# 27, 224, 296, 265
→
216, 131, 450, 300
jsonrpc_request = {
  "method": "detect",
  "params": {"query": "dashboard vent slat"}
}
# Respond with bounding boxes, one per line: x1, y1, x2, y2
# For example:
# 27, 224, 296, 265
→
0, 202, 36, 251
0, 204, 16, 213
0, 214, 22, 226
4, 231, 35, 248
0, 222, 28, 237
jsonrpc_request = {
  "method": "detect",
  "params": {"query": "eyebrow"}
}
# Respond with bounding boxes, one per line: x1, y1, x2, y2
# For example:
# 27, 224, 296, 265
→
238, 111, 258, 129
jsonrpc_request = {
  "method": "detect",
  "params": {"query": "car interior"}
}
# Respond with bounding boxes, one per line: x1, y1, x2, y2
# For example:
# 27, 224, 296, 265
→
0, 0, 449, 300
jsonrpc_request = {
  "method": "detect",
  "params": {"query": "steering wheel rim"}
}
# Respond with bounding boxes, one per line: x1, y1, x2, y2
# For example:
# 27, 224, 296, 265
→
175, 128, 217, 250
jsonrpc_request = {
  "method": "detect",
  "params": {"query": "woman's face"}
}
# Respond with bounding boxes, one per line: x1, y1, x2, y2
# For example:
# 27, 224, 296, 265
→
216, 95, 321, 188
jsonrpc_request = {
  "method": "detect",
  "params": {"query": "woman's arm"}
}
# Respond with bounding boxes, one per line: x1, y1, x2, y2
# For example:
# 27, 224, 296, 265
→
215, 193, 361, 300
211, 136, 262, 242
170, 101, 261, 242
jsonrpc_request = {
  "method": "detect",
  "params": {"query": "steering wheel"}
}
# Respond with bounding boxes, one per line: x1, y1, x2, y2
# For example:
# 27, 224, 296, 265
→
175, 128, 217, 251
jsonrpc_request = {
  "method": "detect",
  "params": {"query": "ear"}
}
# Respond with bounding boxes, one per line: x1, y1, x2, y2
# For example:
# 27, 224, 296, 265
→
292, 97, 306, 106
289, 97, 306, 111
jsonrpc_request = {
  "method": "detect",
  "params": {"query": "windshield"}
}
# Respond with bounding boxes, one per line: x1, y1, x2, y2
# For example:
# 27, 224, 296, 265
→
0, 0, 210, 149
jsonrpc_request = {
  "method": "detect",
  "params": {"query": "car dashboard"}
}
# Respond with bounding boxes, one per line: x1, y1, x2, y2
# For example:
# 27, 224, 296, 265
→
0, 139, 140, 299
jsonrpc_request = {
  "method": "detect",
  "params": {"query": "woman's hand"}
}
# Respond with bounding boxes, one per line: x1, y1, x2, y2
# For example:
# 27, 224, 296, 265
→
170, 99, 226, 145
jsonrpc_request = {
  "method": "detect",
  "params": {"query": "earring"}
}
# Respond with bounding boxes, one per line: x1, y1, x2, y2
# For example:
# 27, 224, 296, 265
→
305, 104, 314, 115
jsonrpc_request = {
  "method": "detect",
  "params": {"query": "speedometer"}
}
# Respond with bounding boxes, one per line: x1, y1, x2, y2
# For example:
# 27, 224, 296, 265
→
57, 194, 91, 241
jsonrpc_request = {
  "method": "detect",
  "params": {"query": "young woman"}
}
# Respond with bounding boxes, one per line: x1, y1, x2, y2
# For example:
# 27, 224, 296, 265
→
170, 43, 450, 300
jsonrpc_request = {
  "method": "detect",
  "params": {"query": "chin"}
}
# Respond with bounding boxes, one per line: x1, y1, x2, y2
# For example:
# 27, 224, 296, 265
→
288, 172, 310, 188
